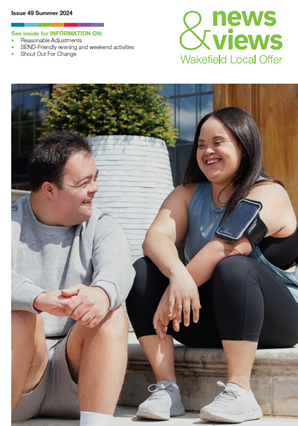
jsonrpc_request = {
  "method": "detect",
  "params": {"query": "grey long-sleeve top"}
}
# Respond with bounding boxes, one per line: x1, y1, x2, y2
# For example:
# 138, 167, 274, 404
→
11, 195, 135, 337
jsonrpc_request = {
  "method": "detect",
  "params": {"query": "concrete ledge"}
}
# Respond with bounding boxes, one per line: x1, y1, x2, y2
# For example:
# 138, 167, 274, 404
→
11, 342, 298, 424
119, 343, 298, 418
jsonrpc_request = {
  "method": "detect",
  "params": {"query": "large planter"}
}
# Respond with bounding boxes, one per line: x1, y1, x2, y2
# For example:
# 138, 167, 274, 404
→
89, 135, 174, 263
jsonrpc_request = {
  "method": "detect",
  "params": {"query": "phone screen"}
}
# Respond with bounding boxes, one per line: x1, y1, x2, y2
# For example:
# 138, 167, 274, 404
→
218, 200, 260, 239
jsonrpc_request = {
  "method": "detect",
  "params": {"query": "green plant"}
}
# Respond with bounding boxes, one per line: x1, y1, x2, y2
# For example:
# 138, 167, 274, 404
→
33, 84, 178, 147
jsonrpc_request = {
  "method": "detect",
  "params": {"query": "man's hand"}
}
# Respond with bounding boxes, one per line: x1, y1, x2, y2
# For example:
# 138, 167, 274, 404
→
33, 288, 79, 316
61, 284, 110, 328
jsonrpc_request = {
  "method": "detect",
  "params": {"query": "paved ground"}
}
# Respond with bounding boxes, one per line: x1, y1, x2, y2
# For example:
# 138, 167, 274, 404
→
112, 406, 298, 425
12, 406, 298, 425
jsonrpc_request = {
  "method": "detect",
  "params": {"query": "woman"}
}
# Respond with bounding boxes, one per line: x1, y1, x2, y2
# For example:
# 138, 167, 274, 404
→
126, 107, 298, 423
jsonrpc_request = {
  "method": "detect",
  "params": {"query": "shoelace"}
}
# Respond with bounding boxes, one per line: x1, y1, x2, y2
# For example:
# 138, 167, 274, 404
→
214, 381, 241, 401
148, 380, 176, 394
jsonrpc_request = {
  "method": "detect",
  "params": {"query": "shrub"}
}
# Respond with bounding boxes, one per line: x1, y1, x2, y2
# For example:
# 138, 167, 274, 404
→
34, 84, 178, 147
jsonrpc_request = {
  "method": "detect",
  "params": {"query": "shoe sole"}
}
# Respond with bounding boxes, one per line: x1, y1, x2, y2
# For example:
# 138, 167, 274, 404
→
200, 406, 263, 423
136, 403, 185, 421
136, 410, 170, 420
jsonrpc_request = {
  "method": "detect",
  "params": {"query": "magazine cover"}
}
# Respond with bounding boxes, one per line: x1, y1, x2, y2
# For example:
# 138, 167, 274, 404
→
6, 1, 298, 424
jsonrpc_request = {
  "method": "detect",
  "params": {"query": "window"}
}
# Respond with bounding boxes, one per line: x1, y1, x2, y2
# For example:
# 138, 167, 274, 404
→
11, 84, 52, 188
157, 84, 213, 186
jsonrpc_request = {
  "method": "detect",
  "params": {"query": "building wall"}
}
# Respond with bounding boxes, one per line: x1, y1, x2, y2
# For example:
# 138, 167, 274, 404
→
214, 84, 298, 216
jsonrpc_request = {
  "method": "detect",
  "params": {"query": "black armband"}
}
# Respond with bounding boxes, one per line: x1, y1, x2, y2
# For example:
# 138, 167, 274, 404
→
215, 199, 268, 249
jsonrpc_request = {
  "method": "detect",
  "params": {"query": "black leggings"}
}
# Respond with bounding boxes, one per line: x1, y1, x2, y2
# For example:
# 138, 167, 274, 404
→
126, 256, 298, 349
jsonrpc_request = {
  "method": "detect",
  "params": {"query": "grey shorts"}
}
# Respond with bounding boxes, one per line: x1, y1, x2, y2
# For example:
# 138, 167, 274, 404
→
12, 330, 79, 421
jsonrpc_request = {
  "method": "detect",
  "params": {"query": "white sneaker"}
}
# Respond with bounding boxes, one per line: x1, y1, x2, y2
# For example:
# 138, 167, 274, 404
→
136, 380, 185, 420
200, 381, 263, 423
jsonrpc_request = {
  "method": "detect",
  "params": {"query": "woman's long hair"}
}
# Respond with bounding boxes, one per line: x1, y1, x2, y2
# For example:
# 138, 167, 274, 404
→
183, 106, 283, 217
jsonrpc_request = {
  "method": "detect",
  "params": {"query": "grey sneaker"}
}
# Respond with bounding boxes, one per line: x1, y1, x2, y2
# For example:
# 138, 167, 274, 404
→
200, 381, 262, 423
136, 380, 185, 420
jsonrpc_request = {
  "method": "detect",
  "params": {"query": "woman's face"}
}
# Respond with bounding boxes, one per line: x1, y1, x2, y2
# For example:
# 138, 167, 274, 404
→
196, 117, 244, 187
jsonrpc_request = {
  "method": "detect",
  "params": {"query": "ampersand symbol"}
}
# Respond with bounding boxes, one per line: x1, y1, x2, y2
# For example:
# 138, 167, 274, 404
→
180, 11, 211, 50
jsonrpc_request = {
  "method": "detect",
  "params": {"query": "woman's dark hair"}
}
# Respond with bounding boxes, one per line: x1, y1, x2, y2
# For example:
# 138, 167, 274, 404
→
28, 130, 92, 192
183, 106, 283, 217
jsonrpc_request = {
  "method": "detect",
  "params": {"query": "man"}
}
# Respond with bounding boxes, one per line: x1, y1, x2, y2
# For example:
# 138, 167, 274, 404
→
11, 130, 135, 426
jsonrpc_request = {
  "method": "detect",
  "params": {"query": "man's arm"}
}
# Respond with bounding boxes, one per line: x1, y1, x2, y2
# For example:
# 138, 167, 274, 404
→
89, 214, 135, 311
51, 214, 135, 328
12, 204, 134, 325
11, 200, 44, 314
11, 270, 45, 313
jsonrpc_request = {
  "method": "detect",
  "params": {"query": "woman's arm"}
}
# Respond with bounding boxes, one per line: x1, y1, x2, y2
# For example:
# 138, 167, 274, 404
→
187, 182, 297, 286
143, 184, 192, 274
248, 181, 297, 237
143, 184, 202, 340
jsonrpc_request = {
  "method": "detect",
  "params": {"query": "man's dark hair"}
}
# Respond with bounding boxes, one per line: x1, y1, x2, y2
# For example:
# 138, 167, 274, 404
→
28, 130, 92, 192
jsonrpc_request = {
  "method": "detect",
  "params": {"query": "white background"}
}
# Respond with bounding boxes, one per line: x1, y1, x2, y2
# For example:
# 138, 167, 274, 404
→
6, 1, 297, 83
3, 1, 298, 420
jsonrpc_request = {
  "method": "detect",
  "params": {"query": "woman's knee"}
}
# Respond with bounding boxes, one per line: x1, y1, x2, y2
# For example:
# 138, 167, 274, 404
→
127, 256, 168, 309
127, 257, 170, 337
212, 256, 253, 293
127, 257, 148, 303
211, 256, 265, 334
132, 256, 164, 288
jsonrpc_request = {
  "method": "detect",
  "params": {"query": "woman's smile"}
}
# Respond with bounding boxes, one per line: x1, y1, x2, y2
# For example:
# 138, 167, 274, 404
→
205, 157, 222, 166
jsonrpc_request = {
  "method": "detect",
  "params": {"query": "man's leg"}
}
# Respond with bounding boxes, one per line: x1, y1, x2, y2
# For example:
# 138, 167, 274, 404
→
11, 311, 48, 413
66, 305, 128, 423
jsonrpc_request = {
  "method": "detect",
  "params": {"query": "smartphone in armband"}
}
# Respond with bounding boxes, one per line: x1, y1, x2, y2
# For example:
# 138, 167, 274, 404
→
215, 199, 268, 248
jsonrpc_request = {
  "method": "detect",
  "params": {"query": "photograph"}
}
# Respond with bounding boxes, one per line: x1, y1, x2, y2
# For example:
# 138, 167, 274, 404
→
11, 83, 298, 426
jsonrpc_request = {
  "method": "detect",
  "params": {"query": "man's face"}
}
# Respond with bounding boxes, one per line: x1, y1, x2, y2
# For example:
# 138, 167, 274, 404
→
54, 152, 99, 226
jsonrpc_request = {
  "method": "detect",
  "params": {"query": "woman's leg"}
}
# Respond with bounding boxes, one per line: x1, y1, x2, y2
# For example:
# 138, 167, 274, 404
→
126, 257, 176, 382
211, 256, 298, 389
127, 257, 186, 419
126, 257, 222, 381
126, 257, 222, 420
138, 335, 176, 382
201, 256, 298, 423
221, 341, 258, 390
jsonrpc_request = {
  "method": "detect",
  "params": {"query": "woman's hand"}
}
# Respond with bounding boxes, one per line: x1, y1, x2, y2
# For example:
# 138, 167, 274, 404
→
153, 271, 201, 343
152, 286, 173, 343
